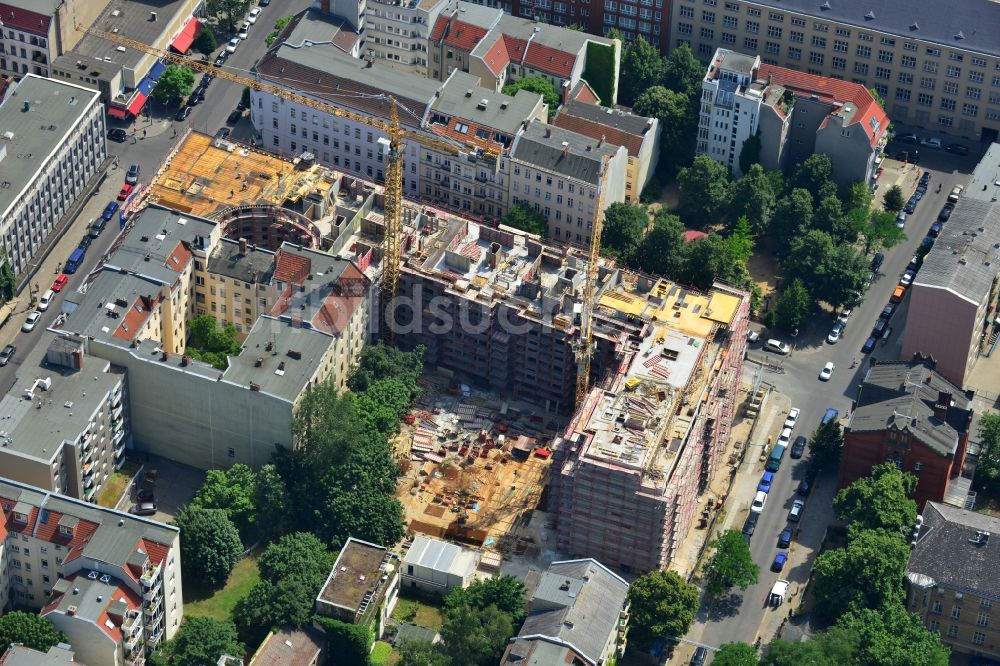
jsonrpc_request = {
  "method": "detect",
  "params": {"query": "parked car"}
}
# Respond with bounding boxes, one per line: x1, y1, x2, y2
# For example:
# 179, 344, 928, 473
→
226, 37, 240, 53
758, 471, 775, 493
21, 311, 41, 332
900, 269, 916, 286
131, 502, 157, 516
838, 308, 853, 325
904, 197, 917, 214
921, 137, 943, 149
38, 289, 54, 312
135, 488, 155, 503
101, 201, 119, 221
896, 133, 920, 144
946, 143, 969, 156
798, 478, 812, 496
214, 52, 228, 67
126, 163, 140, 185
896, 211, 906, 228
827, 321, 844, 344
819, 362, 835, 381
784, 408, 800, 430
790, 435, 807, 459
778, 427, 792, 446
175, 105, 192, 121
778, 526, 793, 548
691, 647, 708, 666
948, 184, 964, 203
238, 23, 249, 39
215, 127, 231, 140
929, 222, 942, 238
108, 127, 128, 142
788, 499, 805, 522
248, 7, 262, 23
751, 490, 767, 514
117, 183, 134, 201
882, 302, 897, 319
908, 255, 922, 272
742, 511, 759, 542
939, 204, 954, 222
822, 408, 839, 425
227, 109, 243, 124
259, 0, 270, 5
872, 318, 888, 337
89, 217, 108, 238
891, 284, 907, 303
920, 170, 931, 184
0, 344, 15, 366
862, 335, 878, 354
51, 274, 69, 292
765, 339, 791, 355
771, 551, 789, 572
870, 252, 884, 272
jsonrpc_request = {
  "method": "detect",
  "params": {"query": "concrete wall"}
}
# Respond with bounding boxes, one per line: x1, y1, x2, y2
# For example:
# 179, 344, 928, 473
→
782, 97, 828, 172
45, 613, 121, 666
815, 115, 879, 186
757, 105, 789, 173
901, 286, 979, 388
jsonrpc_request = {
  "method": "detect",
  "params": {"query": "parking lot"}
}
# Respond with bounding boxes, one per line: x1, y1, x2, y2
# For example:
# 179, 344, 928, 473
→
124, 455, 206, 523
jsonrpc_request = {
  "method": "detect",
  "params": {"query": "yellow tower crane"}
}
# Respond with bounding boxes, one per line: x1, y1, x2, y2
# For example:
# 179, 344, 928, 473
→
77, 25, 497, 340
574, 160, 608, 407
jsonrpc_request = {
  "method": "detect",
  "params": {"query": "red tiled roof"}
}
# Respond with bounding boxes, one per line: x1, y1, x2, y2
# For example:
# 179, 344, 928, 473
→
569, 80, 600, 105
682, 229, 708, 243
500, 35, 576, 79
429, 116, 507, 153
482, 36, 510, 77
141, 537, 170, 567
0, 3, 51, 36
312, 295, 363, 335
430, 15, 449, 42
269, 284, 294, 317
166, 240, 193, 273
274, 250, 312, 284
552, 113, 644, 156
114, 297, 153, 342
757, 64, 889, 148
443, 20, 489, 51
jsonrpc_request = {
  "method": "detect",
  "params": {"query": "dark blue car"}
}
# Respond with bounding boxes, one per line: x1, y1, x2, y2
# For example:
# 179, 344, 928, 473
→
778, 527, 793, 548
771, 551, 788, 572
101, 201, 120, 221
758, 472, 775, 493
929, 222, 942, 237
862, 335, 878, 354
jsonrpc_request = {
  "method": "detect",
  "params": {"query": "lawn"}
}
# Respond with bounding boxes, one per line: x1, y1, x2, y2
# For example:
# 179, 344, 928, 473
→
370, 641, 392, 666
184, 554, 260, 621
96, 457, 141, 508
391, 594, 444, 631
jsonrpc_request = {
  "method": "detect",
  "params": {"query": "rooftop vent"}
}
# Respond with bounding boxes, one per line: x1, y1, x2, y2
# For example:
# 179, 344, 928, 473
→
864, 10, 875, 20
970, 530, 991, 545
909, 22, 919, 30
955, 31, 965, 40
820, 0, 831, 9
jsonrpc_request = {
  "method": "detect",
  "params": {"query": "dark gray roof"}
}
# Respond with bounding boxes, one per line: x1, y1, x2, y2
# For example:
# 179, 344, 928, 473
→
207, 239, 276, 285
433, 70, 544, 135
743, 0, 1000, 58
907, 501, 1000, 598
716, 49, 758, 75
106, 205, 216, 285
0, 644, 77, 665
559, 100, 654, 137
848, 361, 973, 457
505, 559, 628, 666
511, 120, 621, 185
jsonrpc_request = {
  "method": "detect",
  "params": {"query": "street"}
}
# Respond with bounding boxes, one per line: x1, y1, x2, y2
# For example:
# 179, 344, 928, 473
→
688, 141, 984, 661
0, 0, 312, 391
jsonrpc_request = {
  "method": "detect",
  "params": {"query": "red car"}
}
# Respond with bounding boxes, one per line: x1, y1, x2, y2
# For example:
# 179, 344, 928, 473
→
51, 274, 69, 292
117, 183, 134, 201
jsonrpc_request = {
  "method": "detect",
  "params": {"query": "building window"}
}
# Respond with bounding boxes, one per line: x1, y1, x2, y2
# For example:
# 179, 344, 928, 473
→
967, 87, 981, 99
788, 47, 801, 61
723, 15, 736, 28
856, 45, 871, 58
921, 77, 936, 90
810, 52, 824, 65
926, 47, 941, 57
814, 22, 828, 32
765, 41, 779, 54
924, 61, 939, 74
878, 50, 893, 63
767, 26, 781, 38
982, 599, 993, 609
744, 37, 757, 50
918, 93, 934, 107
963, 103, 978, 117
812, 35, 826, 48
747, 7, 760, 15
947, 625, 958, 638
855, 62, 869, 76
951, 606, 962, 620
937, 115, 954, 127
746, 20, 758, 34
876, 66, 891, 80
702, 10, 715, 22
700, 27, 714, 39
895, 89, 911, 102
940, 98, 956, 111
977, 612, 989, 626
929, 620, 940, 632
768, 11, 783, 21
932, 601, 943, 615
833, 39, 848, 53
789, 30, 803, 44
832, 56, 846, 71
899, 73, 913, 85
947, 65, 962, 79
974, 631, 986, 646
722, 32, 736, 44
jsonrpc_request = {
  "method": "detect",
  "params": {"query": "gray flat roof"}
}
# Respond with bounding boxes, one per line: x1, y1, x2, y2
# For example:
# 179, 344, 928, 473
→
318, 537, 389, 612
913, 201, 1000, 305
63, 270, 169, 345
282, 8, 360, 54
434, 70, 543, 134
490, 12, 612, 53
908, 501, 1000, 598
0, 645, 78, 666
0, 75, 101, 219
743, 0, 1000, 58
715, 49, 758, 76
0, 333, 120, 459
105, 205, 216, 285
963, 142, 1000, 204
511, 119, 621, 185
403, 535, 478, 576
207, 239, 276, 285
221, 316, 336, 402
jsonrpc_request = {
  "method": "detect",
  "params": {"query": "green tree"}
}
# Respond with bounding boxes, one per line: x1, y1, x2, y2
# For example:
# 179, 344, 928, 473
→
348, 343, 424, 394
738, 132, 762, 175
314, 617, 373, 666
321, 485, 406, 550
619, 36, 665, 105
0, 247, 16, 302
233, 575, 320, 646
813, 195, 845, 239
845, 181, 874, 211
811, 528, 910, 624
636, 210, 687, 278
157, 617, 243, 666
498, 202, 548, 237
821, 244, 870, 308
175, 506, 243, 588
704, 529, 759, 597
726, 215, 755, 265
398, 640, 452, 666
265, 15, 294, 46
730, 163, 776, 233
868, 87, 886, 109
677, 156, 731, 224
627, 570, 699, 647
206, 0, 252, 34
762, 626, 862, 666
601, 202, 648, 262
836, 603, 949, 666
633, 86, 697, 169
151, 64, 195, 107
191, 464, 257, 540
662, 44, 704, 96
439, 604, 513, 666
975, 413, 1000, 493
680, 233, 738, 291
833, 462, 918, 534
713, 642, 760, 666
808, 419, 843, 470
786, 230, 868, 307
883, 185, 905, 213
252, 463, 291, 543
857, 209, 906, 255
257, 532, 335, 585
445, 575, 527, 623
193, 28, 217, 55
770, 189, 813, 253
791, 154, 837, 200
185, 314, 242, 370
773, 278, 811, 333
0, 612, 66, 653
502, 77, 559, 114
583, 41, 617, 107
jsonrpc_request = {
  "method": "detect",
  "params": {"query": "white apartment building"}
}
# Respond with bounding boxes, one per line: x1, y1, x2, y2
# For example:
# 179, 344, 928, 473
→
0, 0, 106, 80
697, 49, 762, 177
367, 0, 456, 74
0, 74, 105, 277
509, 119, 627, 247
0, 476, 182, 665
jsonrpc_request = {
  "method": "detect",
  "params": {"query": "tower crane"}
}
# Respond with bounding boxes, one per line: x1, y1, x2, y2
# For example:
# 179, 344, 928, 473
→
76, 25, 498, 340
574, 160, 608, 407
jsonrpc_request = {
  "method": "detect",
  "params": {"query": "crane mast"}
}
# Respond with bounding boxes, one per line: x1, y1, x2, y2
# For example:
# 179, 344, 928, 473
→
574, 160, 608, 407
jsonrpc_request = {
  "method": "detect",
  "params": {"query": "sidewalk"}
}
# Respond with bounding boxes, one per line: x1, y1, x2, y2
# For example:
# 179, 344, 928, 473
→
873, 157, 922, 206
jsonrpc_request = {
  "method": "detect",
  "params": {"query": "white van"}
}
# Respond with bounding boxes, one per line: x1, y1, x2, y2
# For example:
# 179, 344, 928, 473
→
38, 289, 55, 312
764, 339, 790, 355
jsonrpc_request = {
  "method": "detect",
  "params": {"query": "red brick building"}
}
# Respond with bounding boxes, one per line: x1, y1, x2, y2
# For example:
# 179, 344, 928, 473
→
839, 361, 974, 510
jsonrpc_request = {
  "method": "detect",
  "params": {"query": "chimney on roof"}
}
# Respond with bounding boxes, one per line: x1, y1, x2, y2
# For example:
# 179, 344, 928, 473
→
598, 134, 605, 147
561, 141, 569, 156
239, 237, 248, 255
545, 127, 551, 138
932, 391, 952, 421
149, 11, 157, 21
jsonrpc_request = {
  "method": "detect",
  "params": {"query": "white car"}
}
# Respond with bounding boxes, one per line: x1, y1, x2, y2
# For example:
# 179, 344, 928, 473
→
765, 339, 791, 355
751, 490, 767, 514
900, 269, 915, 287
239, 22, 250, 39
248, 7, 262, 23
747, 329, 760, 343
827, 321, 844, 344
819, 361, 835, 381
784, 408, 800, 431
921, 137, 942, 149
21, 310, 41, 332
226, 37, 240, 53
778, 427, 792, 446
789, 499, 805, 522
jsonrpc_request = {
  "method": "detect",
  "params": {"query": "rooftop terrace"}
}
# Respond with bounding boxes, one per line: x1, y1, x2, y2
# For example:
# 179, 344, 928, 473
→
318, 537, 393, 615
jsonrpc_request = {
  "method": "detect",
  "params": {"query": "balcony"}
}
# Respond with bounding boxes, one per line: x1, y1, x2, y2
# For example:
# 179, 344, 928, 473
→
123, 610, 142, 638
143, 597, 162, 619
142, 584, 161, 603
145, 626, 163, 647
140, 563, 161, 588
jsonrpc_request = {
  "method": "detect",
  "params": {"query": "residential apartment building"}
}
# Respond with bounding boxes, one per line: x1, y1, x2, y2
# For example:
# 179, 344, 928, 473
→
552, 99, 660, 202
697, 48, 888, 181
0, 0, 107, 80
906, 502, 1000, 661
401, 535, 480, 594
509, 119, 627, 247
551, 278, 750, 572
368, 0, 456, 74
49, 0, 203, 116
0, 644, 79, 664
315, 537, 400, 639
501, 559, 629, 665
427, 5, 620, 104
423, 70, 546, 219
839, 361, 975, 511
0, 74, 105, 277
0, 476, 182, 664
0, 333, 129, 503
668, 0, 1000, 141
901, 143, 1000, 388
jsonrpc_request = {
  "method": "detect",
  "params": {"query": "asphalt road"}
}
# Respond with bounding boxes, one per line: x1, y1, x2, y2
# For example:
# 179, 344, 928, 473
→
696, 142, 983, 658
0, 1, 312, 390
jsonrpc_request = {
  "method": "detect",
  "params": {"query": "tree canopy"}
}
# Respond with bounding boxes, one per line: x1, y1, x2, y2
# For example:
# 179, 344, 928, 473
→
185, 314, 242, 370
498, 203, 548, 238
314, 617, 373, 666
206, 0, 252, 33
601, 202, 648, 262
190, 464, 257, 540
445, 575, 527, 624
836, 602, 950, 666
807, 419, 843, 470
633, 86, 697, 166
772, 278, 811, 333
174, 506, 243, 589
704, 529, 759, 597
738, 133, 762, 176
975, 413, 1000, 494
619, 35, 665, 105
154, 617, 243, 666
627, 570, 699, 646
730, 164, 776, 233
440, 603, 513, 666
636, 210, 687, 278
762, 625, 861, 666
833, 463, 917, 534
151, 64, 195, 107
502, 77, 559, 114
713, 642, 760, 666
883, 185, 905, 213
193, 28, 217, 55
0, 612, 66, 653
677, 156, 732, 225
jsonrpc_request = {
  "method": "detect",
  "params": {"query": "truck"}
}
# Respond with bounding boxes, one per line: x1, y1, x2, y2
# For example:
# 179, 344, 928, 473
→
769, 579, 790, 606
